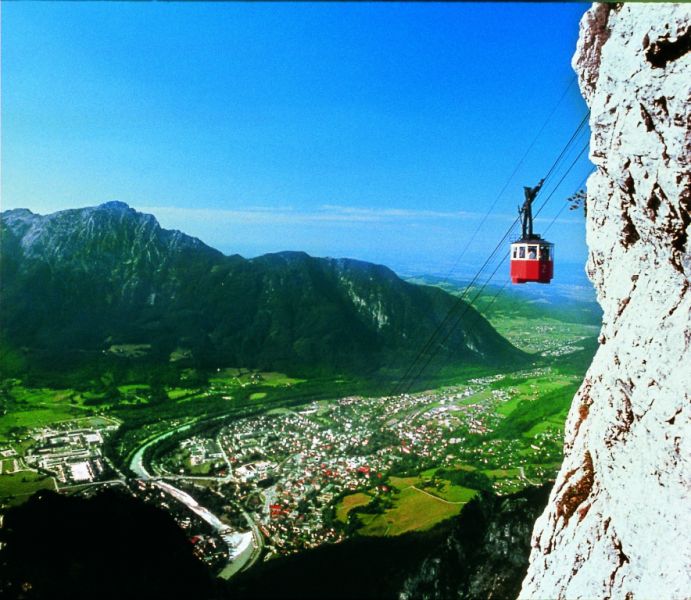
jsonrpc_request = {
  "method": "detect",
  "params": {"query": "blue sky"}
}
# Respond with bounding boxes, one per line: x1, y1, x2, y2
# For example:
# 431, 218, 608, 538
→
2, 2, 593, 282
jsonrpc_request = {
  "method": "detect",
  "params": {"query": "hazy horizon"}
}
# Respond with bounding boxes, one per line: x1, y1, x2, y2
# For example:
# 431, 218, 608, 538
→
2, 2, 593, 286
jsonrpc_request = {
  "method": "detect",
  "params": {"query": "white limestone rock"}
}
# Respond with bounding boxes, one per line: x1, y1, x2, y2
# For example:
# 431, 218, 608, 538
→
520, 4, 691, 599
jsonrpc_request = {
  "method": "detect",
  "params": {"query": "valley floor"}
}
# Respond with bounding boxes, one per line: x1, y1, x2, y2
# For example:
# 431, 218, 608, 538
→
0, 303, 599, 578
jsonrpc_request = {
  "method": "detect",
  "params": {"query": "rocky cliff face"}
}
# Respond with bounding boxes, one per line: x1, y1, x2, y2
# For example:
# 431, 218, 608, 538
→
400, 485, 551, 600
520, 4, 690, 598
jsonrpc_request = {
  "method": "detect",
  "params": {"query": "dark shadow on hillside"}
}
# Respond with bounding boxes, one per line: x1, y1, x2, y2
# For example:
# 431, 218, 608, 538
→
0, 484, 551, 600
227, 484, 551, 600
0, 488, 219, 600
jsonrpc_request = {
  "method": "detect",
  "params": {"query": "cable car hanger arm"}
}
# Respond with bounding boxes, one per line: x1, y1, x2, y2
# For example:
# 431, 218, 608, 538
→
518, 178, 545, 240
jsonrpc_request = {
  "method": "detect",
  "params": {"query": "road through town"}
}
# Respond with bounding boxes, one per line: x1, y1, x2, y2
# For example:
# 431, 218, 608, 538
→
128, 418, 263, 579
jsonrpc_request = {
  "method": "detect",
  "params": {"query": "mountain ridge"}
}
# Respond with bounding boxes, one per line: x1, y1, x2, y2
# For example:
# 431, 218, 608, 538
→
1, 202, 525, 378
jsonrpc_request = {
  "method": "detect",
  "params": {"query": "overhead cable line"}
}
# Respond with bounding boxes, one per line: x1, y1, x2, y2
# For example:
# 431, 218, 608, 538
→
402, 147, 590, 394
390, 139, 587, 396
459, 167, 595, 347
391, 137, 591, 396
534, 143, 590, 220
389, 217, 518, 395
539, 113, 589, 190
540, 170, 593, 232
441, 76, 580, 284
399, 245, 515, 395
390, 120, 590, 397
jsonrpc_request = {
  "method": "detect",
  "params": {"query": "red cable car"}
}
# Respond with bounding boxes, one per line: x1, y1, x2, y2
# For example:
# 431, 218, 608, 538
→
510, 179, 554, 284
510, 240, 554, 284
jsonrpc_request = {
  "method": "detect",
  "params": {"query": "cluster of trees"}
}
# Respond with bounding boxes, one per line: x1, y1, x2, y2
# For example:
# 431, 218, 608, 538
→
434, 468, 494, 493
491, 384, 579, 440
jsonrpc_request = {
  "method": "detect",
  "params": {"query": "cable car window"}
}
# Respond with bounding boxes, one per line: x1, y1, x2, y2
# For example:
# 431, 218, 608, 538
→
540, 246, 551, 261
518, 246, 526, 259
528, 246, 537, 259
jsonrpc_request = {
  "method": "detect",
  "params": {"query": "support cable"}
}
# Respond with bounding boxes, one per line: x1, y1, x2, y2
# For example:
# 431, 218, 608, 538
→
441, 76, 580, 283
458, 168, 595, 347
393, 141, 591, 395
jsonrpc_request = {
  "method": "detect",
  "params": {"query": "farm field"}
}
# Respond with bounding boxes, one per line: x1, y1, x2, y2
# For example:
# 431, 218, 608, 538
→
0, 385, 93, 438
429, 481, 478, 503
336, 492, 372, 522
0, 471, 56, 505
337, 474, 477, 537
209, 369, 305, 388
358, 483, 469, 537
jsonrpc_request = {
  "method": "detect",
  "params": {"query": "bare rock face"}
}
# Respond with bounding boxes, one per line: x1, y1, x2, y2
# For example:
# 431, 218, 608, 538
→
520, 4, 691, 599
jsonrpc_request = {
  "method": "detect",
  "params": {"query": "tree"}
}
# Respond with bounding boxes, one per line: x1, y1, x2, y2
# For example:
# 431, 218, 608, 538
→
568, 189, 587, 215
